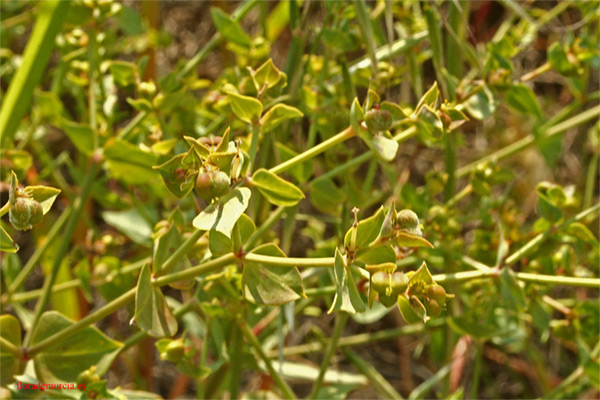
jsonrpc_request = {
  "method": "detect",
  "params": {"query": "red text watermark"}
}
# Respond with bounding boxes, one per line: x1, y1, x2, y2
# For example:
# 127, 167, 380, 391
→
15, 381, 86, 391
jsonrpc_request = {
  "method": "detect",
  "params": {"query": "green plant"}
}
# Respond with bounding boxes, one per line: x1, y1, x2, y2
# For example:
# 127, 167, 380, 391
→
1, 0, 599, 399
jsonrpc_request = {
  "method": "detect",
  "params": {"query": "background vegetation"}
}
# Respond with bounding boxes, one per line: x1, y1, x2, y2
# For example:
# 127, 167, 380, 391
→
0, 1, 599, 399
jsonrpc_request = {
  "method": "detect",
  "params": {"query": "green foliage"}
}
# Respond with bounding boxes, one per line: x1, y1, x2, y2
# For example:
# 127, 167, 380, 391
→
0, 1, 598, 399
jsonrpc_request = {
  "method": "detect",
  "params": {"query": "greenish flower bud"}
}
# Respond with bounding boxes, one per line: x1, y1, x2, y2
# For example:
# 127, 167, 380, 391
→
195, 170, 230, 202
365, 108, 393, 133
390, 272, 408, 296
161, 339, 185, 363
77, 366, 100, 386
9, 197, 39, 231
371, 271, 389, 294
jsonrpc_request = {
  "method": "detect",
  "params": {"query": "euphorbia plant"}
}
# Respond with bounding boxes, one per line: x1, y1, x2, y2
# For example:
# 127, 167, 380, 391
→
1, 0, 599, 399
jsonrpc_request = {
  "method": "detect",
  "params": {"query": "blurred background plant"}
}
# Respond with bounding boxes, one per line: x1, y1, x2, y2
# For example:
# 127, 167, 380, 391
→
0, 0, 598, 399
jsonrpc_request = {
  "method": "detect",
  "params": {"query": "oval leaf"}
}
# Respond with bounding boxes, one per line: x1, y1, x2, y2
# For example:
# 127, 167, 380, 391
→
252, 168, 304, 207
30, 311, 123, 382
227, 92, 262, 124
0, 315, 22, 386
260, 104, 303, 133
135, 264, 178, 338
193, 187, 252, 238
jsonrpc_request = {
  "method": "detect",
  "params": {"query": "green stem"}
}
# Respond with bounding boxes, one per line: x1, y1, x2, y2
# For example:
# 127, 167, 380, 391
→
584, 151, 598, 209
0, 336, 21, 357
266, 320, 440, 358
456, 105, 600, 178
196, 316, 211, 400
245, 206, 286, 249
153, 253, 237, 287
87, 25, 98, 149
239, 320, 297, 400
308, 312, 348, 399
117, 111, 147, 140
446, 183, 473, 208
344, 348, 404, 399
308, 126, 417, 186
0, 201, 10, 217
269, 126, 356, 175
435, 269, 600, 288
248, 124, 260, 174
10, 257, 149, 303
504, 203, 600, 266
470, 342, 483, 399
243, 253, 334, 268
157, 228, 205, 276
24, 160, 101, 347
229, 326, 243, 399
8, 207, 70, 294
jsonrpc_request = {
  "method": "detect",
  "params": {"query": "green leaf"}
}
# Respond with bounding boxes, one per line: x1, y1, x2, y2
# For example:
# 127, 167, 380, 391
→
321, 28, 357, 53
108, 61, 138, 87
252, 169, 305, 207
309, 178, 347, 213
0, 225, 19, 253
505, 83, 542, 119
417, 105, 444, 140
369, 135, 399, 162
210, 7, 251, 49
237, 213, 256, 244
463, 84, 496, 120
448, 315, 497, 339
30, 311, 123, 382
499, 267, 526, 311
153, 154, 196, 199
102, 209, 153, 245
153, 223, 181, 274
23, 185, 61, 214
59, 118, 95, 155
261, 104, 303, 133
408, 262, 435, 288
0, 0, 70, 145
242, 243, 305, 305
193, 187, 251, 238
251, 58, 285, 90
209, 229, 233, 257
127, 97, 153, 112
390, 231, 434, 248
104, 138, 159, 184
356, 245, 396, 265
350, 98, 366, 140
547, 42, 578, 76
328, 249, 366, 314
0, 315, 22, 386
344, 206, 384, 250
380, 101, 409, 121
415, 81, 439, 114
227, 92, 263, 124
135, 264, 178, 338
276, 142, 314, 184
397, 296, 423, 324
184, 136, 211, 159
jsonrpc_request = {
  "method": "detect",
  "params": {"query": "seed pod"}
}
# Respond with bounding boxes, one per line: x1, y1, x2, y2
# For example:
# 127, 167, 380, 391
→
29, 200, 43, 225
371, 271, 389, 294
195, 170, 230, 202
427, 285, 447, 306
426, 298, 441, 317
161, 339, 185, 363
396, 209, 420, 230
9, 197, 32, 231
390, 272, 408, 296
365, 108, 393, 132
